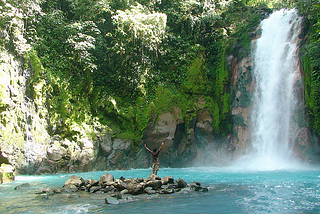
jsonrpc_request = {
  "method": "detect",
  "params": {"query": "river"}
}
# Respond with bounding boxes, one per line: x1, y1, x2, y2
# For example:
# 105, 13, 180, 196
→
1, 166, 320, 213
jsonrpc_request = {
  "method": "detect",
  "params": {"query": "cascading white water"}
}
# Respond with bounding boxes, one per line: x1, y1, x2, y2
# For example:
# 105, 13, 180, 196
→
248, 9, 302, 169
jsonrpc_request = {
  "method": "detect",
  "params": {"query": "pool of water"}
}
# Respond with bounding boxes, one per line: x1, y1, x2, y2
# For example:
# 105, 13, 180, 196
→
1, 166, 320, 213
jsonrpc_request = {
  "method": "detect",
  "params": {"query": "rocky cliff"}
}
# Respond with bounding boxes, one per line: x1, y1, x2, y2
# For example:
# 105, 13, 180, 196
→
1, 2, 319, 175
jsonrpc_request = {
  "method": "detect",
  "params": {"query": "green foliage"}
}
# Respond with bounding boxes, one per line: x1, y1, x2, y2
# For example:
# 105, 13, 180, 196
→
182, 55, 208, 94
15, 0, 282, 143
298, 0, 320, 134
27, 49, 44, 80
212, 102, 220, 131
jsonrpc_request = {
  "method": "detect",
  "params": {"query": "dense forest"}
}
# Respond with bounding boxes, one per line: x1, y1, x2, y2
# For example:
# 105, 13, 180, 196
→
0, 0, 319, 172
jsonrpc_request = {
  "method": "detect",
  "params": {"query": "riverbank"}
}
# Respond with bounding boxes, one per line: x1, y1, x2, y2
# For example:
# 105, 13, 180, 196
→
1, 167, 320, 213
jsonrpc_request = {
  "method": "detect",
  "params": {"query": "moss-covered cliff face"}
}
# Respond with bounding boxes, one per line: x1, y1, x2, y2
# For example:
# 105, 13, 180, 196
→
0, 2, 49, 173
297, 0, 320, 161
0, 0, 319, 174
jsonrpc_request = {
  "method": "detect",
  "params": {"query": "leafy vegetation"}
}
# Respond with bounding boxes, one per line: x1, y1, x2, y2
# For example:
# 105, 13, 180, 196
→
1, 0, 319, 144
297, 0, 320, 135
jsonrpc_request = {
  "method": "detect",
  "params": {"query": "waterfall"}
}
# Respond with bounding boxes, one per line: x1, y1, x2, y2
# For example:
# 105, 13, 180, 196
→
247, 9, 302, 169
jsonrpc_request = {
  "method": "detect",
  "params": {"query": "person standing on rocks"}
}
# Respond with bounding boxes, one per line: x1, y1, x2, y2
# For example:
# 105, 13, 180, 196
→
145, 142, 164, 175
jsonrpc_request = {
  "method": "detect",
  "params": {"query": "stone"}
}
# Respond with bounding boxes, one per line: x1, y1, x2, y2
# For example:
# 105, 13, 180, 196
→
190, 181, 201, 188
99, 134, 113, 153
177, 178, 187, 188
155, 112, 178, 141
160, 184, 175, 194
53, 189, 62, 194
190, 181, 208, 192
147, 173, 161, 181
14, 183, 31, 190
200, 187, 209, 192
64, 175, 84, 187
127, 183, 144, 195
35, 193, 49, 200
47, 143, 67, 161
161, 176, 174, 185
40, 188, 54, 195
105, 196, 119, 205
62, 184, 78, 193
162, 188, 175, 194
66, 194, 80, 199
99, 173, 114, 186
120, 189, 129, 195
145, 187, 156, 194
113, 139, 126, 150
104, 185, 114, 193
105, 181, 115, 186
89, 186, 102, 193
145, 180, 162, 190
195, 110, 214, 134
85, 179, 99, 189
191, 185, 203, 191
113, 179, 127, 191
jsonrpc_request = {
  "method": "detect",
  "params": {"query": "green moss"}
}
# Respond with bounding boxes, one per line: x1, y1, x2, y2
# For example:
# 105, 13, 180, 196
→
187, 58, 207, 93
27, 49, 44, 80
212, 102, 220, 131
303, 53, 314, 110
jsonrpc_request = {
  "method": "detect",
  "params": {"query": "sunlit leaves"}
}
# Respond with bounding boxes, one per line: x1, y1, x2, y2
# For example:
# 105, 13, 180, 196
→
66, 21, 100, 72
112, 3, 167, 52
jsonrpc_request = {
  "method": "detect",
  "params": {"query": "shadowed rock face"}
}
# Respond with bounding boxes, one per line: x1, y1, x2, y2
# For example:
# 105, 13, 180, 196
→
230, 54, 255, 158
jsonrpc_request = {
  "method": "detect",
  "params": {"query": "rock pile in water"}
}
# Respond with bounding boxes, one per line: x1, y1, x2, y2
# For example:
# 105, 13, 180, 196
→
34, 173, 208, 204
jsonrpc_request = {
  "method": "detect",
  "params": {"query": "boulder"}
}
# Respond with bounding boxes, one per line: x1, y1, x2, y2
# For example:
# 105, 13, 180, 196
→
127, 183, 144, 195
38, 188, 54, 195
47, 143, 67, 161
99, 134, 113, 154
62, 184, 78, 193
89, 186, 102, 193
35, 193, 50, 200
120, 189, 129, 195
177, 178, 187, 188
161, 176, 174, 185
63, 175, 84, 187
162, 188, 175, 194
105, 196, 119, 205
85, 179, 99, 190
147, 173, 161, 181
145, 180, 162, 190
99, 173, 114, 186
14, 183, 31, 190
145, 187, 156, 194
195, 110, 214, 134
190, 181, 208, 192
66, 194, 80, 199
113, 179, 127, 191
53, 189, 62, 194
113, 139, 127, 150
104, 185, 115, 193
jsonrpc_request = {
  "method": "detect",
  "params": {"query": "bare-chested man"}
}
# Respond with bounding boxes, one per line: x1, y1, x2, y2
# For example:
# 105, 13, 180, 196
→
144, 142, 164, 175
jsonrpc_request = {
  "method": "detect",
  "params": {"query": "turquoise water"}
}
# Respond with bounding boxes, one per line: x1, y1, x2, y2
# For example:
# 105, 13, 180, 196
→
1, 167, 320, 213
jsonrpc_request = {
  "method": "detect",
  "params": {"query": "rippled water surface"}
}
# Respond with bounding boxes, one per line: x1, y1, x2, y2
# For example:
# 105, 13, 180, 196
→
1, 167, 320, 213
